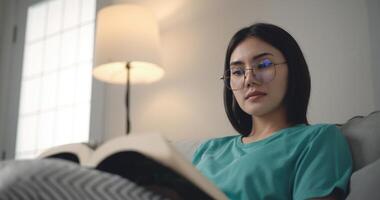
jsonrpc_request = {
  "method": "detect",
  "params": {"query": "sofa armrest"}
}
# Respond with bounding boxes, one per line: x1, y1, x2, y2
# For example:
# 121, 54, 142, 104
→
346, 158, 380, 200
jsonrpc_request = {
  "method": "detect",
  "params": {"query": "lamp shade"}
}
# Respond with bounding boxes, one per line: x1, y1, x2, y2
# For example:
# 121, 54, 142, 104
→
93, 4, 164, 84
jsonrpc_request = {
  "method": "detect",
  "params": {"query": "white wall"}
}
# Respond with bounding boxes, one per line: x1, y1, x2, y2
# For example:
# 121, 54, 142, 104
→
96, 0, 378, 141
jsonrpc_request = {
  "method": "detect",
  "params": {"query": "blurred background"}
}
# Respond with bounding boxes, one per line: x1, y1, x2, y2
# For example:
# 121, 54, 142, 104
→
0, 0, 379, 159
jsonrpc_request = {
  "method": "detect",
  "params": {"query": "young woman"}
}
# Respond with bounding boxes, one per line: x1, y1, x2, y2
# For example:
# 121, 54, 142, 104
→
192, 23, 352, 200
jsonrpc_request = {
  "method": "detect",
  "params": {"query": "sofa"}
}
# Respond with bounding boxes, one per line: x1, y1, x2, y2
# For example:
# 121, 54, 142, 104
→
337, 110, 380, 199
0, 111, 379, 199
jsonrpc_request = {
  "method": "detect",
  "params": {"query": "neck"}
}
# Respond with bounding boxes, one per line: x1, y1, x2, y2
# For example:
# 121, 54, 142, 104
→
247, 105, 290, 141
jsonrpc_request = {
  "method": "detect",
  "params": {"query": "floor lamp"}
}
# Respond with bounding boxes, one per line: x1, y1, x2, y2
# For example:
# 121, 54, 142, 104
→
92, 4, 164, 135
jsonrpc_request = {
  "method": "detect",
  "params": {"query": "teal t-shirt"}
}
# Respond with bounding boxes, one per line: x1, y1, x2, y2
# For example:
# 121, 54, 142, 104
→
192, 124, 352, 200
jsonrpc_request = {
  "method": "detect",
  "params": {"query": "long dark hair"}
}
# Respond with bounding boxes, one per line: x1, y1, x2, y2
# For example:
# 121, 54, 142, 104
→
224, 23, 311, 136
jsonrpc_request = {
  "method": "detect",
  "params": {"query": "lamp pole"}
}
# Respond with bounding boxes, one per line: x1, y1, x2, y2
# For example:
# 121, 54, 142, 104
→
125, 62, 131, 134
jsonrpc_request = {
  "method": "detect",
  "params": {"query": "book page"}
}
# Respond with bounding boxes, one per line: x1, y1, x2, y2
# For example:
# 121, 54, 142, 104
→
38, 143, 93, 164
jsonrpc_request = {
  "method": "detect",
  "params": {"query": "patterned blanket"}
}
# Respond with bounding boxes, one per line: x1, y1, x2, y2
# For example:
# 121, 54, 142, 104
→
0, 159, 167, 200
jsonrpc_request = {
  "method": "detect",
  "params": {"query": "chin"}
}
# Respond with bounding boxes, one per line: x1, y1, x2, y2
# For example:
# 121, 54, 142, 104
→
245, 101, 286, 118
243, 106, 269, 117
242, 100, 279, 117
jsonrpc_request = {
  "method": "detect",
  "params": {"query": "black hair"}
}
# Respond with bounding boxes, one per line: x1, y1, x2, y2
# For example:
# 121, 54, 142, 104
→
224, 23, 311, 136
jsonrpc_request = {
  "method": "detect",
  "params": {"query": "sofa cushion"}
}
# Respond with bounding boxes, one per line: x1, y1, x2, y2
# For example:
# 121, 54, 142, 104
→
338, 110, 380, 171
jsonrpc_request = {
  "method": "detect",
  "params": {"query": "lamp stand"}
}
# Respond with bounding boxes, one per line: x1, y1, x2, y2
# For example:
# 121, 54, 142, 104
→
125, 62, 131, 134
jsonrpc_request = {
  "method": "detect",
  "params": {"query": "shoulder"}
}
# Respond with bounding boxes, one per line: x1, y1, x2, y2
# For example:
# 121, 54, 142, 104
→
308, 123, 344, 141
296, 123, 344, 144
284, 123, 347, 153
302, 123, 340, 133
295, 123, 351, 161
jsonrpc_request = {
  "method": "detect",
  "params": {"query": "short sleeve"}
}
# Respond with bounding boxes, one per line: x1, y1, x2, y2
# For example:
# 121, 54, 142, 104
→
191, 140, 210, 166
293, 125, 353, 200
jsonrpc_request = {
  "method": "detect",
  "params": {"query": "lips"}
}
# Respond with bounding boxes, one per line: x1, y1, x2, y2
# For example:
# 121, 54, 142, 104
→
245, 91, 267, 100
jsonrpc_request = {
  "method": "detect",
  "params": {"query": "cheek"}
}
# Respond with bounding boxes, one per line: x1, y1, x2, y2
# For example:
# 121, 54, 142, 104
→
271, 84, 287, 104
270, 71, 288, 101
232, 91, 245, 106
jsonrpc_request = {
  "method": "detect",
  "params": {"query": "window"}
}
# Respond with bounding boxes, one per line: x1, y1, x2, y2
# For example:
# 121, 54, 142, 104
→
16, 0, 96, 159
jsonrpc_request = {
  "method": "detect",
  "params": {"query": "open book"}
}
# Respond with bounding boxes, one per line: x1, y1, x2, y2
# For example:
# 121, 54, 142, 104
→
38, 133, 228, 200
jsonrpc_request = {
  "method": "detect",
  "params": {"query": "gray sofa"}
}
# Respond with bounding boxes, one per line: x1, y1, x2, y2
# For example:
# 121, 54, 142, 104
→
0, 111, 379, 199
339, 110, 380, 199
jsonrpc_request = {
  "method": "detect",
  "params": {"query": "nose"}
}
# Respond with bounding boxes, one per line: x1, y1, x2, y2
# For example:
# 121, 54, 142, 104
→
244, 68, 261, 87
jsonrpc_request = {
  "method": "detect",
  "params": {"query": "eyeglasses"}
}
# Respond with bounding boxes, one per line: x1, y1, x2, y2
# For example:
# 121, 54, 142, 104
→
220, 58, 287, 90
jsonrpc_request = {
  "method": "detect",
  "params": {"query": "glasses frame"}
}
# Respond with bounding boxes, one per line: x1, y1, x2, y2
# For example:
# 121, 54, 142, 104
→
220, 61, 287, 90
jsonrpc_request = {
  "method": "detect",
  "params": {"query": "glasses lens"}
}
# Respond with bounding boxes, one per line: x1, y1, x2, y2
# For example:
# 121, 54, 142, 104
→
255, 59, 276, 83
224, 69, 245, 90
255, 67, 275, 83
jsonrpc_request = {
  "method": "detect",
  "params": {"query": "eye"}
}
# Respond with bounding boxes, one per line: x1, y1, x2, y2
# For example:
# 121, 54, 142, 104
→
231, 68, 245, 76
257, 58, 273, 69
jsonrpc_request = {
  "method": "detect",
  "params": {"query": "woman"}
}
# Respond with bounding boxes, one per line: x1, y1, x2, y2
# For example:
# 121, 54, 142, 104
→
192, 23, 352, 200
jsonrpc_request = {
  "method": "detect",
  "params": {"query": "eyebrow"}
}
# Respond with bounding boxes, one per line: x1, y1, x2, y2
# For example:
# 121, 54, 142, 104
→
229, 52, 274, 66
